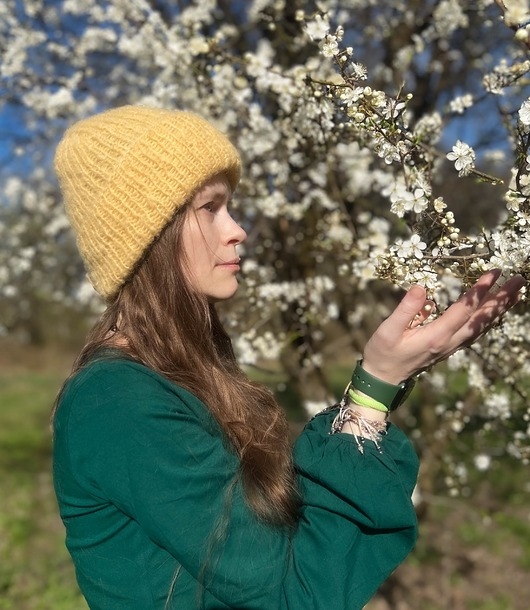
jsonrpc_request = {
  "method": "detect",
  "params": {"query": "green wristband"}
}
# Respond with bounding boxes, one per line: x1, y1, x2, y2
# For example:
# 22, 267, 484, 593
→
351, 360, 416, 412
348, 388, 389, 413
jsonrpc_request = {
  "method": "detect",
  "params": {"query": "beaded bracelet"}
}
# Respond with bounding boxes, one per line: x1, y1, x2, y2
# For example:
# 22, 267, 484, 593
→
331, 403, 388, 453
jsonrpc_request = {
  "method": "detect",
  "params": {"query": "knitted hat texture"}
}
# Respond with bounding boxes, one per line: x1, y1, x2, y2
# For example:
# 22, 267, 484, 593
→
55, 105, 241, 299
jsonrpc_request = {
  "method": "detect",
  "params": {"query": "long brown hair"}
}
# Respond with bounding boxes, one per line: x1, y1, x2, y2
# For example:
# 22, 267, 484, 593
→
58, 204, 300, 528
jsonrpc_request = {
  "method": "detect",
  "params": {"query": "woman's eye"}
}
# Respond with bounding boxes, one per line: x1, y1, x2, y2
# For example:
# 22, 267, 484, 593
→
201, 202, 216, 213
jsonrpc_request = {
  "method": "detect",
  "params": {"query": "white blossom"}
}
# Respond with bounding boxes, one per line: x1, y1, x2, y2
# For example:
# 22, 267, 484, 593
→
449, 94, 474, 114
396, 234, 427, 259
433, 197, 447, 213
446, 140, 476, 176
433, 0, 469, 37
519, 99, 530, 125
474, 454, 492, 471
484, 392, 512, 420
321, 35, 340, 58
413, 112, 442, 144
304, 14, 330, 41
389, 185, 429, 216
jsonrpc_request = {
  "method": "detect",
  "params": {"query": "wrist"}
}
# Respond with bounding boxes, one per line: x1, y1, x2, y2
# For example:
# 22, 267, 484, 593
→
330, 405, 388, 450
346, 400, 388, 422
359, 359, 405, 385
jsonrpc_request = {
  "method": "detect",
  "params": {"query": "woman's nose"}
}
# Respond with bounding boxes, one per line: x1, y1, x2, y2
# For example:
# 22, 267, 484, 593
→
227, 214, 247, 245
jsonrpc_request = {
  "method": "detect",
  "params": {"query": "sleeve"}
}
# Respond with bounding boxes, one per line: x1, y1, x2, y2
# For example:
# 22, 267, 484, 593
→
63, 362, 419, 610
283, 411, 419, 607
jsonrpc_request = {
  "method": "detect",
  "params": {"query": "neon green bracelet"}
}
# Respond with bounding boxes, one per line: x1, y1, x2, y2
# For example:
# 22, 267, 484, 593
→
348, 388, 389, 413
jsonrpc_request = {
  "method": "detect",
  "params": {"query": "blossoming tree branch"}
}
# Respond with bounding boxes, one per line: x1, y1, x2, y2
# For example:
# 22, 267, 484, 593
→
302, 5, 530, 470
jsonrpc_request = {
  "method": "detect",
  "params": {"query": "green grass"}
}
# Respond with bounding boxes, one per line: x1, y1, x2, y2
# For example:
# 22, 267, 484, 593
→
494, 512, 530, 570
467, 598, 514, 610
0, 369, 88, 609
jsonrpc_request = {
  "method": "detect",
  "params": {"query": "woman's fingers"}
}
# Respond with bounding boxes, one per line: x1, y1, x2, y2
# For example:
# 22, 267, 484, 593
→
450, 273, 525, 345
362, 271, 525, 384
426, 270, 502, 337
408, 300, 436, 328
420, 272, 525, 355
379, 284, 428, 336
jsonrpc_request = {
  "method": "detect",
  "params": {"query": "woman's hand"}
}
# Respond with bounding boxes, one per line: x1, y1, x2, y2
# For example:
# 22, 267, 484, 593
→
361, 269, 526, 384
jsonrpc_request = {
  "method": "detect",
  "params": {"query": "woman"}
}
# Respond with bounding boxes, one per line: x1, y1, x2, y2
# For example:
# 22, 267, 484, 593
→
52, 105, 524, 610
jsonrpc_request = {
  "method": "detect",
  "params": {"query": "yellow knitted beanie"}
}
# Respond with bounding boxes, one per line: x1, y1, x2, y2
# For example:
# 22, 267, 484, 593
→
55, 105, 241, 299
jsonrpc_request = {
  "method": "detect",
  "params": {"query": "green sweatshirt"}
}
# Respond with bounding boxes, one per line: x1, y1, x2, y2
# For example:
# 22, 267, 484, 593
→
53, 356, 419, 609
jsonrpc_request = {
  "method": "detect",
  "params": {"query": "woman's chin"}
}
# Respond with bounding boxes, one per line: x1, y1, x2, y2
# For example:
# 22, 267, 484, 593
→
205, 283, 240, 303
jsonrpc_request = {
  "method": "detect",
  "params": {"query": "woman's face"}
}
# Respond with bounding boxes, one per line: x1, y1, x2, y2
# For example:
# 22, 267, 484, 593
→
182, 174, 247, 301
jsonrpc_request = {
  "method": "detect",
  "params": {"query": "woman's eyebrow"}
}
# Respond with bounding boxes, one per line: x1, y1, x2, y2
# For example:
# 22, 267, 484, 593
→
203, 188, 231, 202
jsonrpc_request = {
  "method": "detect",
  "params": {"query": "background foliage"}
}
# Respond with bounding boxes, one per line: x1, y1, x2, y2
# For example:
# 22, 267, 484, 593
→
2, 0, 530, 607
